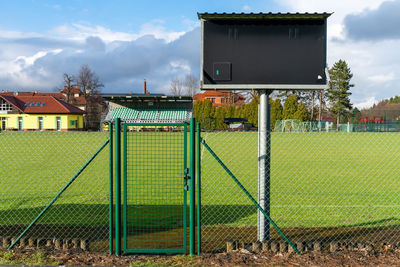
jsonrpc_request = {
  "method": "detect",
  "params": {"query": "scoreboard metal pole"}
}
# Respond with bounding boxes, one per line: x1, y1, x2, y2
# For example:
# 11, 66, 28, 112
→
258, 90, 271, 241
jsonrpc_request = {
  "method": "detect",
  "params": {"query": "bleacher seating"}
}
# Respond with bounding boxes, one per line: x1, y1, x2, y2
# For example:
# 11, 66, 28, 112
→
107, 107, 191, 123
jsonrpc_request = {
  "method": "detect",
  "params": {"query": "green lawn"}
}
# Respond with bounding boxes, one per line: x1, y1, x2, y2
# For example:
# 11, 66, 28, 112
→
0, 131, 109, 226
201, 132, 400, 228
1, 131, 400, 230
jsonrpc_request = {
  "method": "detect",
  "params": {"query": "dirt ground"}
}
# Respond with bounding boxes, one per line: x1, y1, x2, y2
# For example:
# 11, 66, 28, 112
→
4, 247, 400, 266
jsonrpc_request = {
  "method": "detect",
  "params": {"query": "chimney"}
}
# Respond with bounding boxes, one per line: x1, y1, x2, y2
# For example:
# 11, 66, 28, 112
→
143, 79, 147, 95
130, 91, 133, 95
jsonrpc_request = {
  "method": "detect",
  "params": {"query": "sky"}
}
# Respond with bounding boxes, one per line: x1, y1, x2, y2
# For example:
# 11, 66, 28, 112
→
0, 0, 399, 109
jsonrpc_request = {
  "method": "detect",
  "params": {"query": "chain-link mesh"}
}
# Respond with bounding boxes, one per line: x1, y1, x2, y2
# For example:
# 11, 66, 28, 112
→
0, 131, 109, 252
200, 130, 400, 252
200, 131, 258, 252
124, 125, 187, 252
4, 129, 400, 254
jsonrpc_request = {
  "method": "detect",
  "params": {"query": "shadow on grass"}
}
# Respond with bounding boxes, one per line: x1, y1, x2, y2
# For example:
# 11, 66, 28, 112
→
2, 204, 400, 247
0, 204, 256, 239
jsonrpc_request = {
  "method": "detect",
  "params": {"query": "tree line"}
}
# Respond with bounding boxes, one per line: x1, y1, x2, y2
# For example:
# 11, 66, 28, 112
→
194, 59, 355, 130
193, 94, 310, 130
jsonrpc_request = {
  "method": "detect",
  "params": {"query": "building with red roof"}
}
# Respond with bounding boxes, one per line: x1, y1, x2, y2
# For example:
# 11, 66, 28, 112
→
0, 94, 85, 131
193, 90, 245, 107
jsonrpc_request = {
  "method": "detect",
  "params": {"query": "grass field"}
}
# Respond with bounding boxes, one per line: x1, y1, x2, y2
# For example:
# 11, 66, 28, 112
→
0, 132, 109, 227
1, 131, 400, 241
202, 132, 400, 228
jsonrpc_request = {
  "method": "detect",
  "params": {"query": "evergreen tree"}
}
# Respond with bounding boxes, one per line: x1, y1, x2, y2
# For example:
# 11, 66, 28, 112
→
193, 101, 201, 119
215, 107, 227, 130
224, 105, 236, 118
243, 95, 259, 127
234, 105, 244, 118
194, 99, 215, 130
270, 98, 283, 130
282, 94, 298, 119
294, 102, 309, 121
352, 107, 361, 124
327, 59, 354, 126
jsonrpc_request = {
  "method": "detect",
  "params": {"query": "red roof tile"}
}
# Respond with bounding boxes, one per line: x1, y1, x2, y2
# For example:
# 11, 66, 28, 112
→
35, 92, 65, 99
0, 95, 85, 114
73, 96, 87, 105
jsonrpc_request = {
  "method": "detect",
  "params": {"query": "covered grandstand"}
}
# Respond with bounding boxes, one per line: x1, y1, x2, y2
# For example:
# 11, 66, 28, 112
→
102, 94, 192, 124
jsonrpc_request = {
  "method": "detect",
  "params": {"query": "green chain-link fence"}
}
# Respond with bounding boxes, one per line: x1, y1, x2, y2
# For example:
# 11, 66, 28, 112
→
0, 131, 109, 251
3, 127, 400, 254
123, 124, 189, 253
200, 130, 400, 252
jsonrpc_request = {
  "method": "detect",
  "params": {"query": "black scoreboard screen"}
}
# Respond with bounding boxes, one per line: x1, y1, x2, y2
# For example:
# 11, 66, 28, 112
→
199, 13, 331, 90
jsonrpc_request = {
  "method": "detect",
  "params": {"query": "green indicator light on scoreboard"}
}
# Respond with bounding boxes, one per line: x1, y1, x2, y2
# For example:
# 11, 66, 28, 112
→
216, 70, 219, 75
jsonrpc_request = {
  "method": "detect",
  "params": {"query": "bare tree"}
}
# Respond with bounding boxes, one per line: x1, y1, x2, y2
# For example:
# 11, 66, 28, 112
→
310, 90, 315, 121
170, 77, 183, 96
77, 64, 104, 97
76, 65, 104, 130
62, 73, 75, 103
183, 74, 199, 97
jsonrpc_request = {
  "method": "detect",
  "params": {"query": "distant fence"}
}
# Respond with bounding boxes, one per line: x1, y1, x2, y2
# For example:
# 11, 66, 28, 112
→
275, 120, 400, 133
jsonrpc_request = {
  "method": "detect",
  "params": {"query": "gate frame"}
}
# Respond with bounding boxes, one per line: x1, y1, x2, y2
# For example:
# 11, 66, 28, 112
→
116, 121, 196, 254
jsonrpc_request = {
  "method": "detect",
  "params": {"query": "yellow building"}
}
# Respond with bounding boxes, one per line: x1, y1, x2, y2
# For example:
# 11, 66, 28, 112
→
0, 94, 84, 131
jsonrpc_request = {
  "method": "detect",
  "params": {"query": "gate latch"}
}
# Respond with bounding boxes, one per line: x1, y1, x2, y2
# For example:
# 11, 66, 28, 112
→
180, 168, 190, 191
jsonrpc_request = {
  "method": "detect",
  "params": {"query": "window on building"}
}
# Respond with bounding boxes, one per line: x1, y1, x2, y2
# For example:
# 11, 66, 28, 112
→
38, 117, 43, 131
56, 117, 61, 131
18, 117, 23, 131
1, 118, 6, 130
0, 99, 12, 112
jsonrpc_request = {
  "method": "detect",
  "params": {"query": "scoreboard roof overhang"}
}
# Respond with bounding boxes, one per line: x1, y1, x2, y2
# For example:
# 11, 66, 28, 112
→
197, 12, 332, 21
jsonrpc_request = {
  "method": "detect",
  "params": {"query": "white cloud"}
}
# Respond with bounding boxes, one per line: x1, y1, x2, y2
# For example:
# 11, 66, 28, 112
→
138, 23, 185, 43
48, 21, 186, 44
278, 0, 389, 40
242, 5, 251, 11
0, 24, 200, 93
15, 49, 62, 67
278, 0, 389, 22
279, 0, 400, 107
0, 49, 64, 89
0, 28, 41, 39
170, 60, 191, 72
354, 97, 378, 109
368, 72, 396, 83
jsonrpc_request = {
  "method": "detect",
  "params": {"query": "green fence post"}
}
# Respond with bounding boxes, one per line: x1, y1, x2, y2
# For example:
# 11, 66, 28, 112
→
109, 122, 114, 255
123, 123, 127, 251
196, 122, 201, 255
115, 118, 121, 256
189, 118, 195, 255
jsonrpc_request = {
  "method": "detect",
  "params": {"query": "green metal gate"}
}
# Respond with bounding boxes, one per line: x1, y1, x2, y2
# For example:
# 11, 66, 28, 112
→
122, 123, 189, 253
